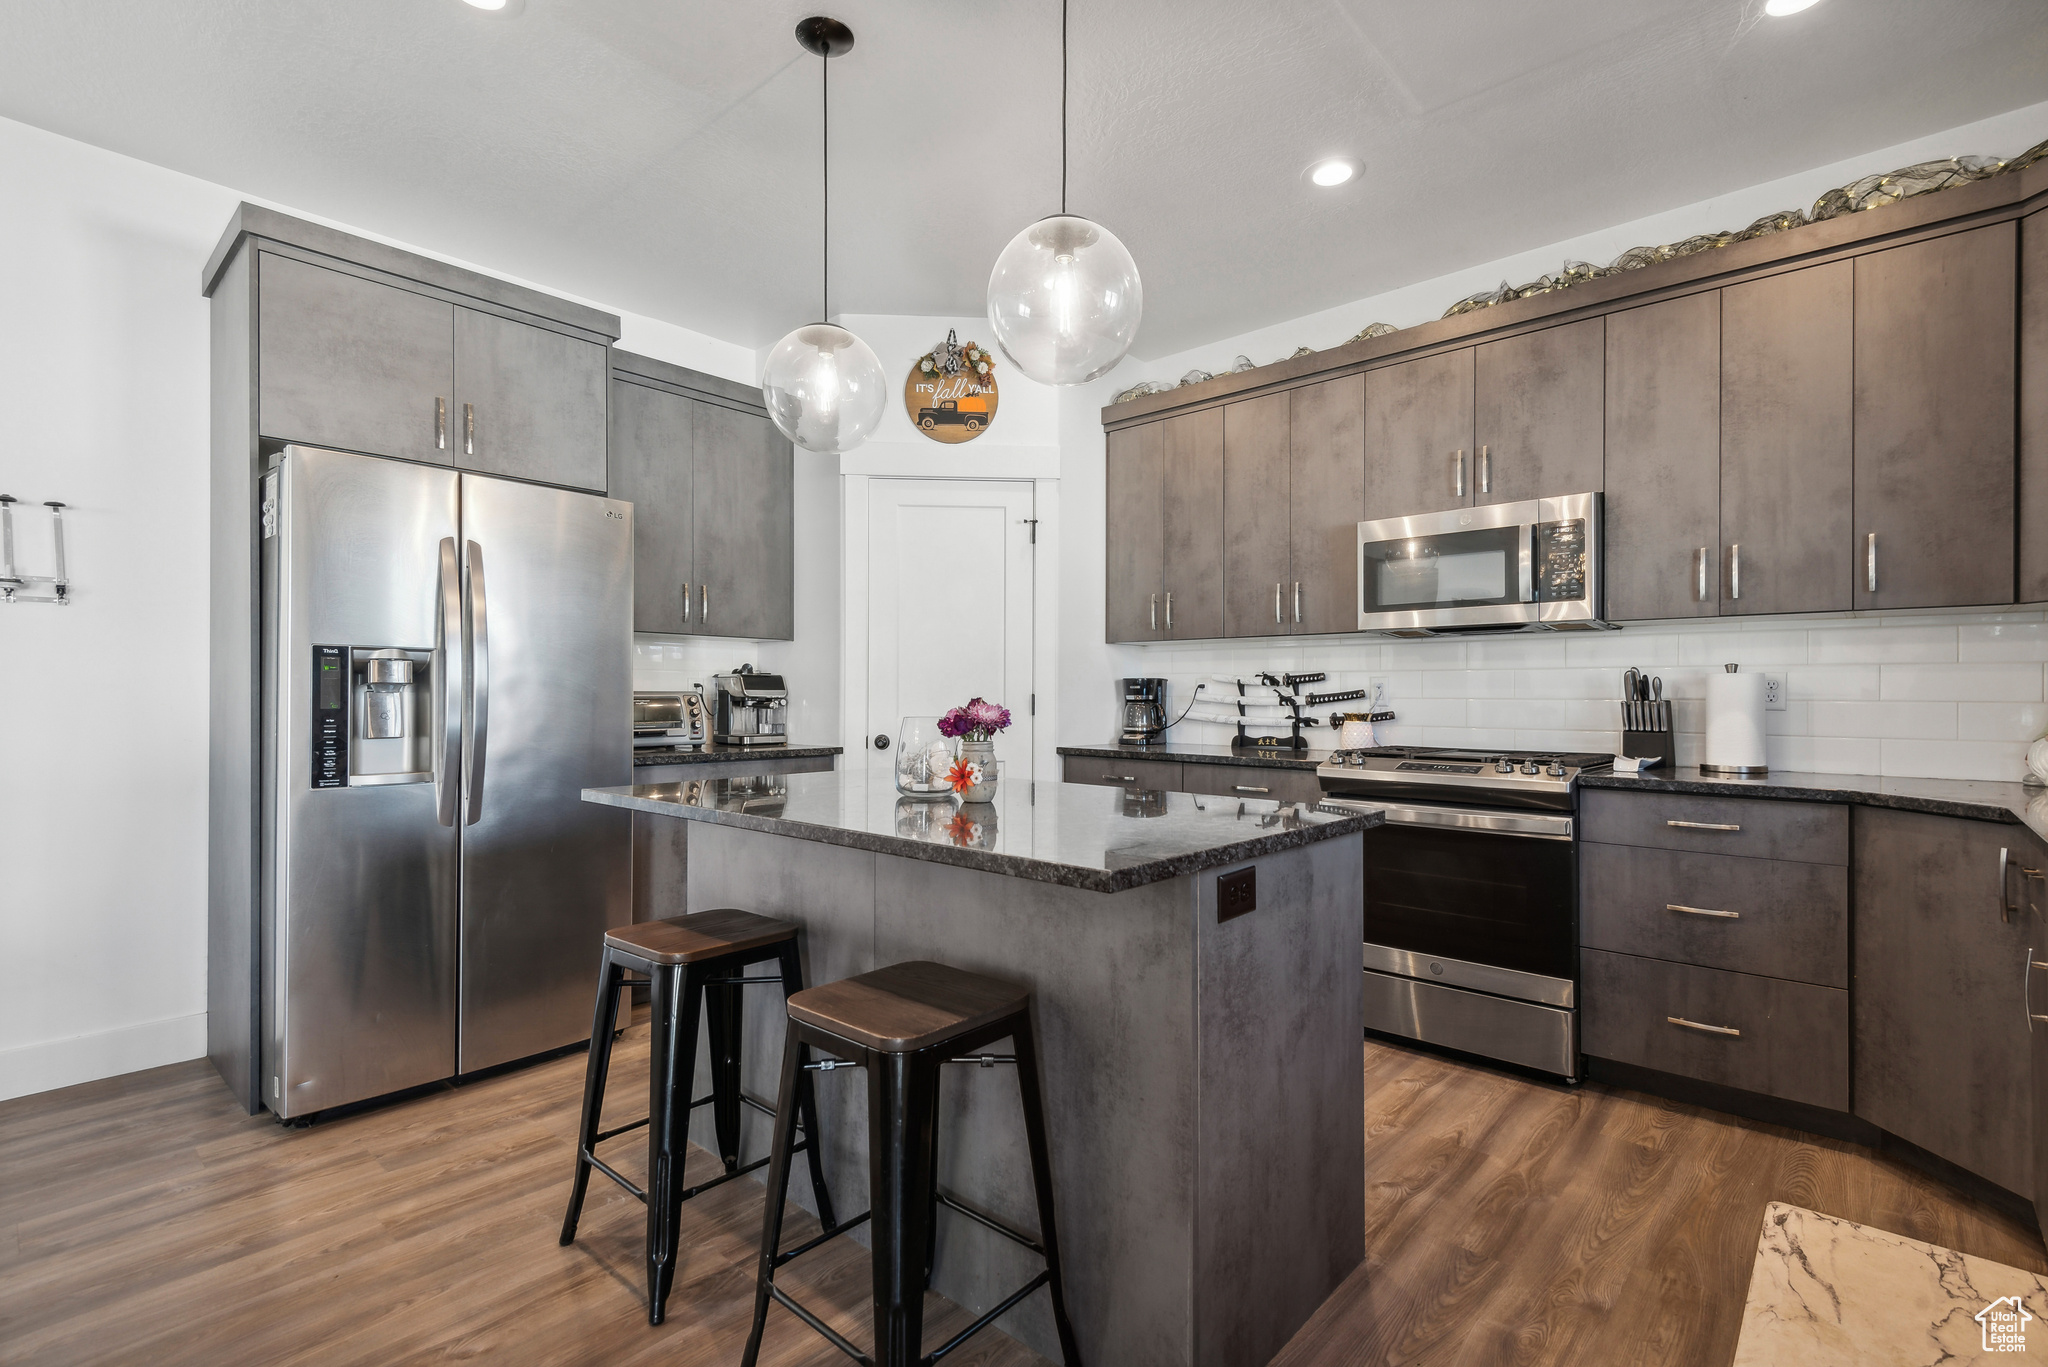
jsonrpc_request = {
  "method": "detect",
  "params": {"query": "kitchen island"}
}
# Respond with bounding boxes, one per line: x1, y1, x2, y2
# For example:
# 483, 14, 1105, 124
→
582, 768, 1374, 1367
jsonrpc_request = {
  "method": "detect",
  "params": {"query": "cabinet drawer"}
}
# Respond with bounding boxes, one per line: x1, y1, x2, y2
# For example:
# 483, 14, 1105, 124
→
1580, 789, 1847, 864
1580, 948, 1848, 1110
1177, 763, 1323, 806
1062, 756, 1184, 792
1579, 843, 1848, 987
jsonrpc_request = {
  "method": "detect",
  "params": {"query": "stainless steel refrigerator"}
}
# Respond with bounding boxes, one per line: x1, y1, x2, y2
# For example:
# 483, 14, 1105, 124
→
259, 444, 630, 1118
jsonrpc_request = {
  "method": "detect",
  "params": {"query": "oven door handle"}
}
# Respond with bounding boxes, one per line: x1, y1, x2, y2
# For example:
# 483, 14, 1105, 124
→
1320, 797, 1573, 840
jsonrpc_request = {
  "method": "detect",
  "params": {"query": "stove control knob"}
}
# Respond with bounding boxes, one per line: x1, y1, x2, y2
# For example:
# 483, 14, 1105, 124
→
1520, 762, 1541, 775
1495, 760, 1514, 773
1547, 762, 1566, 777
1350, 753, 1367, 767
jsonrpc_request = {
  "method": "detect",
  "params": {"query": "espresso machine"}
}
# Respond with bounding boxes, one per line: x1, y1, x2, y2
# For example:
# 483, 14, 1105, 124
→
1120, 677, 1168, 746
712, 667, 789, 746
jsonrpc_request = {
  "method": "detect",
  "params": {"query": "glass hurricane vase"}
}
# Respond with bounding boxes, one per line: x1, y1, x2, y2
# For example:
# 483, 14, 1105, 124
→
893, 717, 957, 800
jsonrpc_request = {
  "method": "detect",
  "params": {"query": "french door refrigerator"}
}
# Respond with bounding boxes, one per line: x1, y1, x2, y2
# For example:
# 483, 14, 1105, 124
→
260, 444, 631, 1118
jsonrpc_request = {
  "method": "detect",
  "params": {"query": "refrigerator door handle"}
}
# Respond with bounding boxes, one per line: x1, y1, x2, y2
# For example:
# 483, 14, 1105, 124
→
434, 536, 464, 826
464, 539, 490, 825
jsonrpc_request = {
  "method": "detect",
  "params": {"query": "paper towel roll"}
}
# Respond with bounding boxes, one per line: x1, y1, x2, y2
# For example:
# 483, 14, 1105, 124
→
1703, 667, 1768, 775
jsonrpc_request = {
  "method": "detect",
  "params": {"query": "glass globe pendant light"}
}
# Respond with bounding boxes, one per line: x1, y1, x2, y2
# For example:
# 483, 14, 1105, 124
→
760, 17, 886, 455
985, 0, 1142, 385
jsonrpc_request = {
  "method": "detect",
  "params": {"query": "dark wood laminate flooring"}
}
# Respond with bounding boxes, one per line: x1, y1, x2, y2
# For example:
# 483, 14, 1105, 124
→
1273, 1039, 2048, 1367
5, 1029, 2043, 1367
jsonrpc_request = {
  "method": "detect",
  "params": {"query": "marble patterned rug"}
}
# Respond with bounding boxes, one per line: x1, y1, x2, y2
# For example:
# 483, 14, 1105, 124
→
1733, 1202, 2048, 1364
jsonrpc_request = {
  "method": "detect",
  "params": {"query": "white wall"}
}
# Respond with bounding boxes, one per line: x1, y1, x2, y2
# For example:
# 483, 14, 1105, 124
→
1053, 99, 2048, 783
0, 114, 755, 1102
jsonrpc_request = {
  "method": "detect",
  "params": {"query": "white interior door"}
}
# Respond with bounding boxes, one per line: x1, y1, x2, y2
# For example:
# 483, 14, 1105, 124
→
866, 478, 1036, 781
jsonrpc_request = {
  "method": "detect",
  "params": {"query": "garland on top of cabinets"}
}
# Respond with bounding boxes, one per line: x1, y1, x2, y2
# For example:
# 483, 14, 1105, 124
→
1111, 134, 2048, 406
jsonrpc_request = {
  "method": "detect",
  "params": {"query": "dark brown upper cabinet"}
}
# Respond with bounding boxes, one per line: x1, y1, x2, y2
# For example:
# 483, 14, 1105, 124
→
1854, 223, 2017, 611
1161, 409, 1226, 640
1104, 422, 1164, 642
1603, 293, 1720, 621
606, 355, 794, 640
1473, 317, 1604, 504
1363, 349, 1474, 522
2023, 208, 2048, 604
257, 253, 456, 468
1721, 261, 1855, 616
1223, 392, 1294, 638
453, 306, 608, 492
1288, 376, 1366, 635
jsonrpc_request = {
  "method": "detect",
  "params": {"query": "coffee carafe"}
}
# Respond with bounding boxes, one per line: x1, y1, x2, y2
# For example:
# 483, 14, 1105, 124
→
1120, 677, 1168, 746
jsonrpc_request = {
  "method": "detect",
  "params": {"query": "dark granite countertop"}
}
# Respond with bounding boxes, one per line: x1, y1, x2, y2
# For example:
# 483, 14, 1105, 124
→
633, 743, 843, 767
1580, 767, 2048, 844
584, 767, 1375, 893
1057, 742, 1330, 772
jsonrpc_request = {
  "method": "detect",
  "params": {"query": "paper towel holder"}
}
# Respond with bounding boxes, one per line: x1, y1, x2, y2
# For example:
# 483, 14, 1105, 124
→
1700, 663, 1770, 777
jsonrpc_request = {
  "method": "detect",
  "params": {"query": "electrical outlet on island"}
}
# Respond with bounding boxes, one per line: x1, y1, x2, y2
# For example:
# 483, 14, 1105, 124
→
1763, 673, 1786, 711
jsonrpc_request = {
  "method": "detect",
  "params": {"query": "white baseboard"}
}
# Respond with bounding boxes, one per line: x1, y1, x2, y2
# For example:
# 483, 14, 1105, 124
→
0, 1012, 208, 1103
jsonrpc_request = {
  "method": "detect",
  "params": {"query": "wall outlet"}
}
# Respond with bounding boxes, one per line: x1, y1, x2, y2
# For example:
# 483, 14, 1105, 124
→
1217, 867, 1257, 923
1368, 678, 1390, 713
1763, 673, 1787, 711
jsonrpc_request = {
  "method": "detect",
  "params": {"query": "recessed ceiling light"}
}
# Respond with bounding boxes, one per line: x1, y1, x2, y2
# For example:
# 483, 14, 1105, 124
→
1764, 0, 1821, 15
463, 0, 508, 8
1308, 158, 1362, 188
461, 0, 526, 12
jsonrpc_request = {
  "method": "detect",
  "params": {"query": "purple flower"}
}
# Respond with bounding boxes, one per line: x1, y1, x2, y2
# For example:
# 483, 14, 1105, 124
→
936, 707, 970, 738
965, 699, 1012, 735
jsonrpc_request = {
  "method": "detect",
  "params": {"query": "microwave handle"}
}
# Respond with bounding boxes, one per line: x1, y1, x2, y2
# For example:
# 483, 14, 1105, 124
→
1519, 526, 1536, 603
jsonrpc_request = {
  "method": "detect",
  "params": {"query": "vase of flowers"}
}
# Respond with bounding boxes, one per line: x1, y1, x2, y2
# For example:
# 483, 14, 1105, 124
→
893, 716, 958, 800
937, 697, 1011, 802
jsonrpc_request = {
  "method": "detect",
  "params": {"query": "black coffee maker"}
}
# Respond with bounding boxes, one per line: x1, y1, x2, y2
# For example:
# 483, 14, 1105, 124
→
1119, 678, 1168, 746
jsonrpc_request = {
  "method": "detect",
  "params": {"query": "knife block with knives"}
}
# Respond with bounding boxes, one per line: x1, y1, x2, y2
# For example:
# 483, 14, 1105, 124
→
1620, 667, 1674, 768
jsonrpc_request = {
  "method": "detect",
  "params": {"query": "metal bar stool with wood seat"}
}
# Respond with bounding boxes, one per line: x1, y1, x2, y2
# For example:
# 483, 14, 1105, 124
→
742, 960, 1082, 1367
558, 908, 837, 1325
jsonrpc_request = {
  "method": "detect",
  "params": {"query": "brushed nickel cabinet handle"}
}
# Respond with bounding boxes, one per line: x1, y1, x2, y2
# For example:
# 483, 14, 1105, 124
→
1452, 450, 1465, 498
1234, 785, 1271, 794
436, 397, 447, 451
1694, 547, 1708, 603
1165, 591, 1173, 632
682, 583, 692, 624
1728, 543, 1741, 600
1667, 903, 1740, 919
1866, 532, 1878, 593
1108, 774, 1136, 783
2001, 846, 2015, 922
1150, 593, 1157, 630
1667, 819, 1740, 831
1274, 582, 1282, 625
701, 583, 708, 626
1478, 445, 1490, 495
1667, 1016, 1741, 1037
1294, 581, 1301, 624
464, 402, 475, 456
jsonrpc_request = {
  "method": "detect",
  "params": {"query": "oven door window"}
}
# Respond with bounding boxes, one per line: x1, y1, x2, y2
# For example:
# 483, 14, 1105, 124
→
1360, 526, 1529, 615
1362, 824, 1574, 981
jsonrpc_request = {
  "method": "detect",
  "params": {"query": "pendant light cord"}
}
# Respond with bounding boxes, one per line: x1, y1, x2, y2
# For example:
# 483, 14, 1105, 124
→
1061, 0, 1068, 215
822, 47, 830, 322
811, 45, 819, 323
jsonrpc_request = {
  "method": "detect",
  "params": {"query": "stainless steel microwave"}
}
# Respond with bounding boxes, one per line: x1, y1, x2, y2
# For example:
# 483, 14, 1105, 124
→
1355, 493, 1609, 636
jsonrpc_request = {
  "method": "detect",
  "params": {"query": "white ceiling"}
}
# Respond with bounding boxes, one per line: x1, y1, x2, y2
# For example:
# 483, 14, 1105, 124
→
3, 0, 2045, 357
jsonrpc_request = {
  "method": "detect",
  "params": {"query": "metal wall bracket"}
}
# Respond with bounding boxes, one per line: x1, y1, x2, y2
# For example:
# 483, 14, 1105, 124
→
0, 495, 70, 604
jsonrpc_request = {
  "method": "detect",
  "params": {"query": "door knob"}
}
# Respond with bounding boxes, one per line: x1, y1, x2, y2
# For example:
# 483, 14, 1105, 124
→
874, 733, 891, 750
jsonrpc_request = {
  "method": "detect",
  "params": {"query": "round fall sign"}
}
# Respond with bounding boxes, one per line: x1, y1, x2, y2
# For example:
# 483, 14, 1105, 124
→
904, 329, 998, 443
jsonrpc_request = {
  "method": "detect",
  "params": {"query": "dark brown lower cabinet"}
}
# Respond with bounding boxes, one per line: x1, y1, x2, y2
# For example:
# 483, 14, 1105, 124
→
1852, 806, 2034, 1199
1061, 756, 1184, 792
1581, 948, 1847, 1110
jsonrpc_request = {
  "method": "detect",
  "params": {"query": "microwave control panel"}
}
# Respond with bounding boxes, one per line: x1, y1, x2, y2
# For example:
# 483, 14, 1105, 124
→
1533, 519, 1588, 602
311, 645, 348, 788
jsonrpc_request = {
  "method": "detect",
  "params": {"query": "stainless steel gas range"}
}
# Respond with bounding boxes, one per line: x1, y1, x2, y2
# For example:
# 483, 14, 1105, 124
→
1316, 745, 1612, 1080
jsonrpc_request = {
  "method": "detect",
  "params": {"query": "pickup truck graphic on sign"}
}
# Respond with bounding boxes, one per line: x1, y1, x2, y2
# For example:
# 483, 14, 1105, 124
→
917, 398, 988, 432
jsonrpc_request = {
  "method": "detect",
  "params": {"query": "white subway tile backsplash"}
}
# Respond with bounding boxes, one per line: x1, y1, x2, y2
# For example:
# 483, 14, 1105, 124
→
1957, 703, 2048, 742
1807, 700, 1957, 739
1123, 608, 2038, 781
1784, 666, 1883, 701
1880, 738, 2028, 782
1806, 625, 1957, 664
1879, 664, 2043, 702
1678, 630, 1808, 667
1958, 623, 2048, 662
